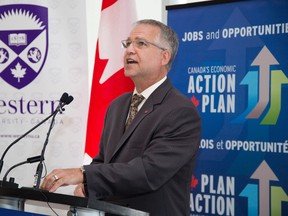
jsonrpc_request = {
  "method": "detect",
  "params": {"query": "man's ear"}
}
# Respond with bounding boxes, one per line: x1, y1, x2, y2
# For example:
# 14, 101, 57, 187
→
161, 50, 171, 66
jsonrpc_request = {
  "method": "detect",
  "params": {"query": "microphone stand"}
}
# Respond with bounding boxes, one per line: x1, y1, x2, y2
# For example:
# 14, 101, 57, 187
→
33, 102, 65, 189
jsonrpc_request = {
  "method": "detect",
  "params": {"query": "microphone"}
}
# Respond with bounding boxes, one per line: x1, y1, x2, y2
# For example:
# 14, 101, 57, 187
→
0, 92, 73, 177
56, 92, 74, 112
0, 155, 42, 188
60, 92, 69, 103
65, 95, 74, 105
60, 92, 74, 105
55, 93, 74, 114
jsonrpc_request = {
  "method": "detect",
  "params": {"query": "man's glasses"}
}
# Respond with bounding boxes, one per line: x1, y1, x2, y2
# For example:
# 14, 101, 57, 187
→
121, 39, 166, 51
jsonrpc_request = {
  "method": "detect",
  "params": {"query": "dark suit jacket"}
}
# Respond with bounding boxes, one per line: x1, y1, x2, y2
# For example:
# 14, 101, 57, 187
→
85, 79, 202, 216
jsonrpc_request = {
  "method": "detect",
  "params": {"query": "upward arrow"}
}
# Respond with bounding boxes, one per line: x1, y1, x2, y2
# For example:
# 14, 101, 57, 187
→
247, 46, 279, 119
251, 160, 279, 216
208, 7, 263, 146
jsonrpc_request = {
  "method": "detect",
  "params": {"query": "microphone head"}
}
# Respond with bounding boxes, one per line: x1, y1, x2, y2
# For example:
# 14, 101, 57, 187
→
65, 95, 74, 105
60, 92, 69, 103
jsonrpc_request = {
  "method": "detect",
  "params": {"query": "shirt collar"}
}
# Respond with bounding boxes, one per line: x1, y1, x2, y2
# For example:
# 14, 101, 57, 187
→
133, 76, 167, 99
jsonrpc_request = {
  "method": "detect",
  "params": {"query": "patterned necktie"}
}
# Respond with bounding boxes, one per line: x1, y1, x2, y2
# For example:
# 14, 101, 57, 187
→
125, 94, 144, 130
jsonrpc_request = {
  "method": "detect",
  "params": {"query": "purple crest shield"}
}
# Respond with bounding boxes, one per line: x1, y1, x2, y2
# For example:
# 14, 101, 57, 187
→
0, 4, 48, 89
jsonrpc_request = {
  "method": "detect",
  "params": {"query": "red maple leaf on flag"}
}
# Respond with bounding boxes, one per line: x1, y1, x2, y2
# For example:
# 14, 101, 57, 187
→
84, 0, 137, 163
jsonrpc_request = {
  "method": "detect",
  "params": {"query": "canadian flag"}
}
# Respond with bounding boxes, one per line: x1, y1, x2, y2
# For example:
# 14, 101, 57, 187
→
84, 0, 137, 163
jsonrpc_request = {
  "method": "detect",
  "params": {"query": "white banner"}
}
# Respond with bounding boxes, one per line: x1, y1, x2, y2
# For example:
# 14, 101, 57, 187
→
0, 0, 88, 213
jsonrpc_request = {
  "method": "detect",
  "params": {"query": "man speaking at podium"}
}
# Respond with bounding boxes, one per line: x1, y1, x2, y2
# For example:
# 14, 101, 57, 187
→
41, 19, 202, 216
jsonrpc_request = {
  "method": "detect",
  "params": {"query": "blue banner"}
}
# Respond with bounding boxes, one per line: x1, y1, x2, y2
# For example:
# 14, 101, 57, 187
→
167, 0, 288, 215
0, 208, 47, 215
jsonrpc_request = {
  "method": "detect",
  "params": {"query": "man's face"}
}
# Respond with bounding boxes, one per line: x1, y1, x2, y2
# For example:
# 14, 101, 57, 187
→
123, 24, 168, 83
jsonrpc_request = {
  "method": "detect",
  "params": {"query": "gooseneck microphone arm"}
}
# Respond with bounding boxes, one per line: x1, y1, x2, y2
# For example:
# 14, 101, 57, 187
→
33, 108, 59, 189
33, 93, 74, 189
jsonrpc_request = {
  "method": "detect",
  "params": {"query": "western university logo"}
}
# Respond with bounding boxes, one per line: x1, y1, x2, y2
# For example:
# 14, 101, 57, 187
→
0, 4, 48, 89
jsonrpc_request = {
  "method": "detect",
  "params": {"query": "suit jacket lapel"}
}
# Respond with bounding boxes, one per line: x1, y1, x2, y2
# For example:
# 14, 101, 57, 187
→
108, 79, 173, 162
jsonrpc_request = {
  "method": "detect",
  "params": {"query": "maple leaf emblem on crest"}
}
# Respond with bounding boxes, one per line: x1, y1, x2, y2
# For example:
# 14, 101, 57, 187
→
11, 62, 26, 83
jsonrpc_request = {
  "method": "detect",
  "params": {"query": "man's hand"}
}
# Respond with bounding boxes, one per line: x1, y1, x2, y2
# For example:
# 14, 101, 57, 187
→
40, 168, 84, 192
74, 183, 86, 197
